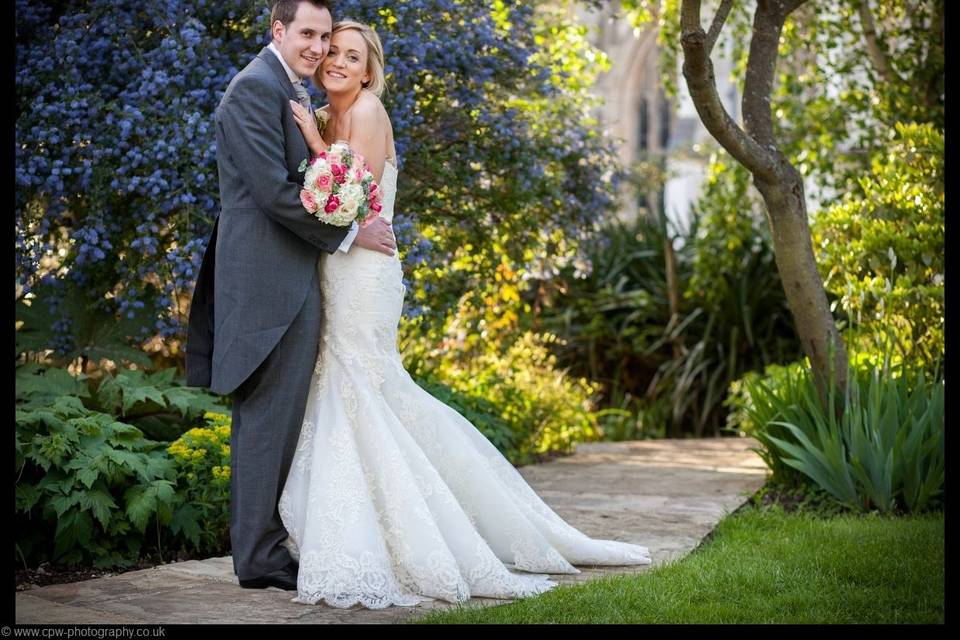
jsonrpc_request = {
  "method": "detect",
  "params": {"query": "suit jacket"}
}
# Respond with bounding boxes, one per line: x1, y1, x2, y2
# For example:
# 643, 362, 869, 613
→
185, 48, 349, 395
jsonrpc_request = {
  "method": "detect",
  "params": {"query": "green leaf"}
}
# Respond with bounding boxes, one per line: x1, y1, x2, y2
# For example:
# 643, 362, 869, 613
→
78, 488, 118, 529
16, 365, 89, 403
54, 509, 93, 559
49, 492, 83, 518
64, 454, 101, 489
104, 421, 147, 446
162, 387, 226, 418
18, 406, 63, 432
16, 484, 42, 512
170, 503, 203, 548
51, 395, 91, 417
95, 375, 124, 414
92, 552, 135, 570
124, 480, 176, 532
149, 368, 177, 387
31, 433, 73, 470
768, 425, 859, 507
97, 370, 171, 417
142, 452, 176, 481
121, 384, 167, 416
37, 472, 74, 496
103, 448, 149, 478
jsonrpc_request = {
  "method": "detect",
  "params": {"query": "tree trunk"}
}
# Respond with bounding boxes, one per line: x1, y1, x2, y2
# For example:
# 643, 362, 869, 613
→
663, 235, 682, 360
679, 0, 849, 399
753, 162, 848, 395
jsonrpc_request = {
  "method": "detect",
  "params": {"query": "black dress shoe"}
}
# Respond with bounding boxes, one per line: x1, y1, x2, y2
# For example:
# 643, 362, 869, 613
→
238, 561, 298, 590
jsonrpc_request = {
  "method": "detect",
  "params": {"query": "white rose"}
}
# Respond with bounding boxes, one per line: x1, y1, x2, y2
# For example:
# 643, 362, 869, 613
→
339, 184, 365, 213
304, 159, 330, 185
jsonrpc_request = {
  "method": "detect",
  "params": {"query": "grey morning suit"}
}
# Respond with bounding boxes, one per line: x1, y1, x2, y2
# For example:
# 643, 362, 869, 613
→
185, 48, 349, 580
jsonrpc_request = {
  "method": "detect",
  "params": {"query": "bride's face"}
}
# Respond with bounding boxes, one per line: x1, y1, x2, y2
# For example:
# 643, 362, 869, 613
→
318, 29, 369, 94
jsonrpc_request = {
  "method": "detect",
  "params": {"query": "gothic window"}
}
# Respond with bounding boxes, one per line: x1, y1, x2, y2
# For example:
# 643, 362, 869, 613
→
636, 96, 649, 154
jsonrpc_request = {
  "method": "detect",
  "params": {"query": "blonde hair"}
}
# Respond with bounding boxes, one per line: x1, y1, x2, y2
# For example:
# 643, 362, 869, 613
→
331, 20, 386, 98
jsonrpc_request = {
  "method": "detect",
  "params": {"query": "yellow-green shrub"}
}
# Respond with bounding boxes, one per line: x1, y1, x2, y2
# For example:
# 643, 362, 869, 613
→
812, 122, 943, 369
167, 412, 231, 554
429, 332, 602, 465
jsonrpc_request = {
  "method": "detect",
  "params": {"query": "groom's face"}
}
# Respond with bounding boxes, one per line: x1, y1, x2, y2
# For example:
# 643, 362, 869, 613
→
272, 2, 332, 79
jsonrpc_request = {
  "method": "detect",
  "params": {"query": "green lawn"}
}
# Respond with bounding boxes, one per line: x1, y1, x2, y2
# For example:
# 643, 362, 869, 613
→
413, 509, 944, 624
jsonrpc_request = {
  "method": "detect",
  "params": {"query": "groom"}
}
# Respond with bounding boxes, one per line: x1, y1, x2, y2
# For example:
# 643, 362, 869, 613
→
185, 0, 396, 590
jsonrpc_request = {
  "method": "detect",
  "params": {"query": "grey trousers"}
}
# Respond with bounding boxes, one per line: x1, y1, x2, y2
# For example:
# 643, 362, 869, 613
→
229, 281, 322, 580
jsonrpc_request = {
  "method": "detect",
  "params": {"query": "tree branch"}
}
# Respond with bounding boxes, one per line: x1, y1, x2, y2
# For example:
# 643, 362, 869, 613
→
922, 0, 944, 113
741, 0, 789, 152
856, 0, 895, 84
705, 0, 734, 56
680, 0, 777, 182
782, 0, 809, 14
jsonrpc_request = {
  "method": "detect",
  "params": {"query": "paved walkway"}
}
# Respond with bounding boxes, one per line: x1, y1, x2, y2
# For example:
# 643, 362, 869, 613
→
16, 438, 767, 624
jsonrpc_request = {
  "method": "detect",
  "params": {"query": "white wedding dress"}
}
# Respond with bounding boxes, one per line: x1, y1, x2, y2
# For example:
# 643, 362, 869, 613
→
278, 160, 651, 609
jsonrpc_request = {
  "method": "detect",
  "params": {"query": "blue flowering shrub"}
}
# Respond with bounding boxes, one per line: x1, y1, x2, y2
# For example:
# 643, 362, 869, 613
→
15, 1, 619, 570
16, 1, 617, 483
16, 0, 618, 353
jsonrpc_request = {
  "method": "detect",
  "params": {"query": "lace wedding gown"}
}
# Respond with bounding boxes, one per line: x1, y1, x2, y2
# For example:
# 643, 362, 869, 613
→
279, 160, 651, 609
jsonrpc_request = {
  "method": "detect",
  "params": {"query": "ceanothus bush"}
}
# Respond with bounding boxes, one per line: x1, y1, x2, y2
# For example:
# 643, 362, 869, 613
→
16, 0, 620, 357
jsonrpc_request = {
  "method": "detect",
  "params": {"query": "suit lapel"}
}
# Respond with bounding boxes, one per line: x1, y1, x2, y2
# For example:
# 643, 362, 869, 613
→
258, 47, 300, 104
256, 47, 310, 178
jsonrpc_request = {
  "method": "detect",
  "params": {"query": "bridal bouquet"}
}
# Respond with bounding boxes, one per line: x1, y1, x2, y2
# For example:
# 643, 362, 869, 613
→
298, 142, 383, 227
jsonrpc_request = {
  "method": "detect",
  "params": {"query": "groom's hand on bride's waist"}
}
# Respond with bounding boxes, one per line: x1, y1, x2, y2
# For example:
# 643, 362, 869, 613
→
353, 217, 397, 256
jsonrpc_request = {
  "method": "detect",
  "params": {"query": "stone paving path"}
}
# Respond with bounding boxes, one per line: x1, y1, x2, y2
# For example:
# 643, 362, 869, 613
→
15, 438, 766, 625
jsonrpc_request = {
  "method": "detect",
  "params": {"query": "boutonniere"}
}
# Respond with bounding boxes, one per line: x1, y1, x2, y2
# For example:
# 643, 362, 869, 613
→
315, 109, 330, 136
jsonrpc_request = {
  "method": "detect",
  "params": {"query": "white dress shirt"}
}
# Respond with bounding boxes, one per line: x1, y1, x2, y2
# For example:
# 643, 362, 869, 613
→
268, 42, 358, 253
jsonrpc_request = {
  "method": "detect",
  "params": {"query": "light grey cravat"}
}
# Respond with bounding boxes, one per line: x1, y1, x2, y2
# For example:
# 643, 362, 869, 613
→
294, 80, 313, 113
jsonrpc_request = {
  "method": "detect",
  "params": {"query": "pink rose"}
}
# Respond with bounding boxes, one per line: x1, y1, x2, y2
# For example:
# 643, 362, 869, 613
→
369, 182, 378, 194
370, 201, 382, 213
353, 168, 364, 182
327, 152, 341, 165
324, 195, 340, 213
300, 189, 318, 213
315, 173, 333, 191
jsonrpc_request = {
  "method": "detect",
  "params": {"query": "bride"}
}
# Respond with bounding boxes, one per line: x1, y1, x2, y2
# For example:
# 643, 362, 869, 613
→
280, 19, 651, 610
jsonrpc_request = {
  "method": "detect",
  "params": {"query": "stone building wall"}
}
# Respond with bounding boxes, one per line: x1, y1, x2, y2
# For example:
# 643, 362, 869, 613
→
573, 3, 740, 234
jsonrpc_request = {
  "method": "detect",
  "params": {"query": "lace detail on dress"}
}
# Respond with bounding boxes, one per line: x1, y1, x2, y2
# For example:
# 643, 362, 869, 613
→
279, 161, 650, 609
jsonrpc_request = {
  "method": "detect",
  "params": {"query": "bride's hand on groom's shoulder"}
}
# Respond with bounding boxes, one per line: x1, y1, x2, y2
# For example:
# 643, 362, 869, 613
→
290, 100, 326, 156
353, 217, 396, 256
